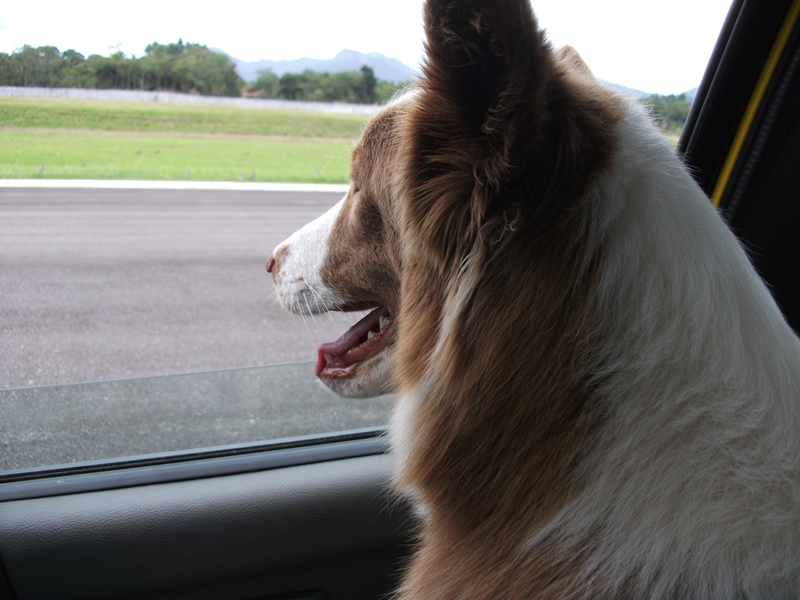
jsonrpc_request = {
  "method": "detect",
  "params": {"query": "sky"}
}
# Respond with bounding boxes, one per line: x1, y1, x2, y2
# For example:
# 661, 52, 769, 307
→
0, 0, 733, 94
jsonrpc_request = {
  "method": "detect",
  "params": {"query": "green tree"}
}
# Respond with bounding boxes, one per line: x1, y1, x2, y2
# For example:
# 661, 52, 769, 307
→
356, 65, 377, 104
0, 52, 11, 85
376, 79, 403, 104
140, 41, 242, 96
270, 67, 401, 104
278, 72, 302, 100
253, 69, 280, 98
0, 41, 405, 103
319, 71, 358, 102
9, 46, 58, 86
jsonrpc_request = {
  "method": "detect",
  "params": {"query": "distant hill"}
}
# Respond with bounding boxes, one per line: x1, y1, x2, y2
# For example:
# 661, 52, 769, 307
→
602, 81, 648, 99
226, 49, 420, 84
601, 82, 700, 103
223, 47, 700, 100
683, 87, 699, 102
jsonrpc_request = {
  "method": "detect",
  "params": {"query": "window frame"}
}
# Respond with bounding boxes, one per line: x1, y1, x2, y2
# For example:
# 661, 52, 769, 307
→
5, 0, 795, 504
0, 426, 387, 501
2, 1, 797, 598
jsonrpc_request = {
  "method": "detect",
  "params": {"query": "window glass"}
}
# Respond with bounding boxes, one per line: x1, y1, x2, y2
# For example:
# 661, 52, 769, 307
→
1, 363, 393, 471
0, 187, 393, 472
0, 0, 732, 473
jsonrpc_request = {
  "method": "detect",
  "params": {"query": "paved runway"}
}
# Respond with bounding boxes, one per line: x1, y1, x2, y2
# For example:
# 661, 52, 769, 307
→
0, 185, 394, 470
0, 185, 358, 389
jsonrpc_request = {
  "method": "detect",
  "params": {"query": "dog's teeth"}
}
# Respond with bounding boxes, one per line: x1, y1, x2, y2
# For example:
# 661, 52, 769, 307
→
367, 331, 375, 340
379, 315, 389, 330
324, 353, 333, 362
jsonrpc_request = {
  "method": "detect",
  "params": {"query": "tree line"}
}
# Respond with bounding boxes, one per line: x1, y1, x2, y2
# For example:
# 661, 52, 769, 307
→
0, 42, 405, 104
251, 66, 401, 104
0, 41, 243, 97
0, 43, 687, 117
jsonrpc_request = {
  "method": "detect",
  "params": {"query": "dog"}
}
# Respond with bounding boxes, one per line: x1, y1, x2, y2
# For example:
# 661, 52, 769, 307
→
268, 0, 800, 597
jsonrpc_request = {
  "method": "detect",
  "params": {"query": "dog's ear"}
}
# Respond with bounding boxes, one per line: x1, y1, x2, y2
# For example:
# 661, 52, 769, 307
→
402, 0, 554, 269
557, 45, 594, 78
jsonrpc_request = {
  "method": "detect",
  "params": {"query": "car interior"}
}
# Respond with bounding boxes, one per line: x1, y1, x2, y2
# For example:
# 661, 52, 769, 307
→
1, 0, 798, 597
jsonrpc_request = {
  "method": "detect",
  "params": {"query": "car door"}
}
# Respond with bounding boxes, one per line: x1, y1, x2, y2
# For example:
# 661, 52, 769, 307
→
2, 0, 799, 598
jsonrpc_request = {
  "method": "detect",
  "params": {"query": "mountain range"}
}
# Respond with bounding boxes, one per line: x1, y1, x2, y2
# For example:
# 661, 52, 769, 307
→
226, 49, 419, 84
225, 48, 698, 100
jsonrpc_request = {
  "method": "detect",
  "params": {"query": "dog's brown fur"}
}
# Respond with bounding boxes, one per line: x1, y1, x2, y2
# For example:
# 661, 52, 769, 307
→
385, 1, 625, 597
269, 0, 800, 595
320, 109, 404, 312
305, 0, 627, 588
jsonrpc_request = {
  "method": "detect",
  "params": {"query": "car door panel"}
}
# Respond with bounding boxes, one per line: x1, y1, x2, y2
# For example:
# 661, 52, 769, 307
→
0, 453, 414, 600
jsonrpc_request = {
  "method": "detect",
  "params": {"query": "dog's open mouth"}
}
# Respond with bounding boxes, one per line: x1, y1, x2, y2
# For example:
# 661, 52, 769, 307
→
316, 304, 395, 379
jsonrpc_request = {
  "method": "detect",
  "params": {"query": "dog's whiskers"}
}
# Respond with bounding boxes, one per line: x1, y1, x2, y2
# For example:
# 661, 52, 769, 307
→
302, 294, 320, 328
305, 284, 339, 327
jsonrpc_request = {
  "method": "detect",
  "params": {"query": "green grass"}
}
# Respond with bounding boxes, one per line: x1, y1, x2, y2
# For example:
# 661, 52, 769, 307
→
0, 97, 367, 182
0, 97, 369, 138
0, 130, 353, 183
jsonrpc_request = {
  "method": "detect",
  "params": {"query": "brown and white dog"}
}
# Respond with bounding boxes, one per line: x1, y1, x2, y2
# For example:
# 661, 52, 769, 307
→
268, 0, 800, 597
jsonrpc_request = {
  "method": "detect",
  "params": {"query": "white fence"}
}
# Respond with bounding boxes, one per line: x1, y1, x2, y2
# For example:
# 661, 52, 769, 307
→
0, 86, 382, 115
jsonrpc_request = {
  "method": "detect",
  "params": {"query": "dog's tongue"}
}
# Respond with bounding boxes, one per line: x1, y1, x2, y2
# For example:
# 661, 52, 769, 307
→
316, 305, 391, 378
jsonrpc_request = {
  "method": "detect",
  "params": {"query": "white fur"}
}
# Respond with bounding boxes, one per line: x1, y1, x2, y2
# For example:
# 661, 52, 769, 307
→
389, 229, 490, 510
273, 88, 800, 598
518, 99, 800, 597
273, 197, 346, 314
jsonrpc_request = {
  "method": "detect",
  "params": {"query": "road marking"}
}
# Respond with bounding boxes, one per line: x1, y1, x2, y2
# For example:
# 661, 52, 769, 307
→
0, 179, 350, 193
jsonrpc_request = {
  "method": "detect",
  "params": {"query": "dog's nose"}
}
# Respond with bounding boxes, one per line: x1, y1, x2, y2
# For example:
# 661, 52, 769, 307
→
268, 245, 290, 279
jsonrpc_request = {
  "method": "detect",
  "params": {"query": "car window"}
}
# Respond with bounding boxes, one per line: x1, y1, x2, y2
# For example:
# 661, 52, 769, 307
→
0, 0, 733, 475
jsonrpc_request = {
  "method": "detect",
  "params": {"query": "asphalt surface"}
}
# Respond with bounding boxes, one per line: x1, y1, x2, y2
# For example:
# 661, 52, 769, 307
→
0, 187, 393, 470
1, 186, 356, 388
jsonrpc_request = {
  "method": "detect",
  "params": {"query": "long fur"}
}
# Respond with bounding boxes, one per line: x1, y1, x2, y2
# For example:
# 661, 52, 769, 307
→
270, 0, 800, 597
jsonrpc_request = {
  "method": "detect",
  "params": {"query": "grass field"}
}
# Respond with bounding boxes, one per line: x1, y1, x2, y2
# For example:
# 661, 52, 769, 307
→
0, 130, 353, 182
0, 97, 368, 183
